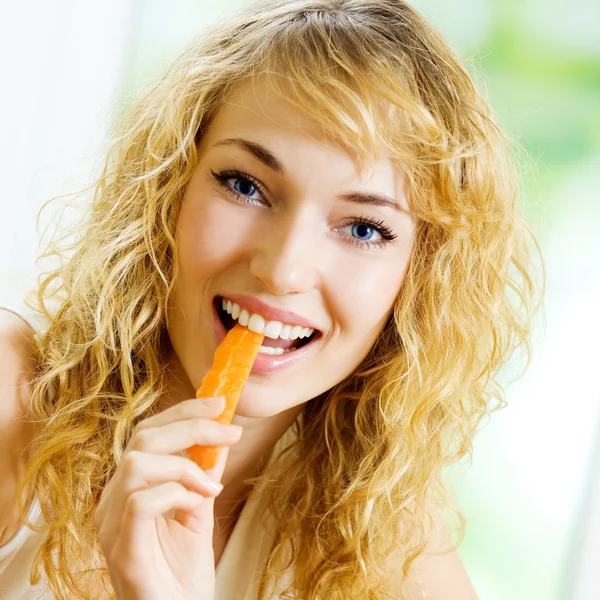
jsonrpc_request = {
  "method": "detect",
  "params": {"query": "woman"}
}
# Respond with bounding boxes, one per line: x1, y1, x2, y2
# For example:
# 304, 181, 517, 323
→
0, 0, 543, 598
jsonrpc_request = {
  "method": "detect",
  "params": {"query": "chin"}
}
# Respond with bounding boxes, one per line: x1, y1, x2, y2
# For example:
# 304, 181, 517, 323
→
233, 388, 304, 420
234, 393, 281, 419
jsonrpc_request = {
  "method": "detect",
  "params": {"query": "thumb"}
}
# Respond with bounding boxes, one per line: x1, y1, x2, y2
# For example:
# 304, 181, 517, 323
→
174, 446, 230, 536
203, 442, 230, 486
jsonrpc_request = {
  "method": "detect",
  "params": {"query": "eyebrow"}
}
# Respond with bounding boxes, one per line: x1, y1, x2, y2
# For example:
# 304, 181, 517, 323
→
212, 137, 409, 215
213, 137, 286, 174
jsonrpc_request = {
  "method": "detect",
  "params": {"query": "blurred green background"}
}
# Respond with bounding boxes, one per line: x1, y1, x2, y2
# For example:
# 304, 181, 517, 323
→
119, 1, 600, 598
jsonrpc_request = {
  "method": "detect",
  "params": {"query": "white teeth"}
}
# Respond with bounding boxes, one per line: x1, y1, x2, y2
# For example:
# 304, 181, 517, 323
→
248, 313, 266, 335
219, 298, 316, 341
231, 302, 240, 320
263, 320, 283, 339
258, 346, 287, 355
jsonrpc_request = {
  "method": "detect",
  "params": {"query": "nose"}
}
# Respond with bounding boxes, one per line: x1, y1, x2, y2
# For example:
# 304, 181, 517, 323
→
249, 212, 321, 295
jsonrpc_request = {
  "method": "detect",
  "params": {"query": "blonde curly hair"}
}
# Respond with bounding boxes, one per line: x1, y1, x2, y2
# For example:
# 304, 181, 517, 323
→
17, 0, 544, 598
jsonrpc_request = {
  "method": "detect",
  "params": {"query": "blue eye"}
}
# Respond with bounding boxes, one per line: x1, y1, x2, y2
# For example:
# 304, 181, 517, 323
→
350, 223, 379, 242
211, 168, 265, 204
338, 217, 397, 250
232, 178, 258, 198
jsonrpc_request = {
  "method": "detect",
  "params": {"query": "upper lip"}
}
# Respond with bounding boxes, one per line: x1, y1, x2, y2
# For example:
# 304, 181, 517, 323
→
217, 293, 322, 332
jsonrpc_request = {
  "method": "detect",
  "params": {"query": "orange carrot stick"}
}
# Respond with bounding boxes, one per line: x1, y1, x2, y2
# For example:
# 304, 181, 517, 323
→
186, 323, 264, 470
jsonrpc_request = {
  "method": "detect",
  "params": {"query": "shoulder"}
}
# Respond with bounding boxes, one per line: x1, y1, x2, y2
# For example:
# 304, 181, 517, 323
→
0, 308, 39, 547
393, 511, 480, 600
0, 308, 38, 424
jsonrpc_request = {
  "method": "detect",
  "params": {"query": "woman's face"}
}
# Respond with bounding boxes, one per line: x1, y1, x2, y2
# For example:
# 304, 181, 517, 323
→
167, 80, 416, 417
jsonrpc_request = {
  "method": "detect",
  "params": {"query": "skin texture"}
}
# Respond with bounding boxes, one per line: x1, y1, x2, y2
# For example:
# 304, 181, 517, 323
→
161, 78, 416, 553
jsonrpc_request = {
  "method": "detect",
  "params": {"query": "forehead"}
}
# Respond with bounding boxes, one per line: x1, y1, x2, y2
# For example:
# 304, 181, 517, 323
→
207, 79, 341, 154
202, 78, 411, 203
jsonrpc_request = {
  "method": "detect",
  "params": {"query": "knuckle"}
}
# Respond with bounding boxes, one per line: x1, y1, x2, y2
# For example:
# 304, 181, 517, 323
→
166, 481, 183, 495
121, 450, 141, 476
130, 429, 150, 452
132, 420, 146, 437
126, 491, 145, 515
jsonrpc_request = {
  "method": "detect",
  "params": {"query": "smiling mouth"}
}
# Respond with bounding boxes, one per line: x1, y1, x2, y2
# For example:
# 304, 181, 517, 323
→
214, 296, 320, 352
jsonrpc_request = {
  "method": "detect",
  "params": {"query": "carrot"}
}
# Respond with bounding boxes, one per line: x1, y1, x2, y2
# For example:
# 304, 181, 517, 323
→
186, 323, 264, 469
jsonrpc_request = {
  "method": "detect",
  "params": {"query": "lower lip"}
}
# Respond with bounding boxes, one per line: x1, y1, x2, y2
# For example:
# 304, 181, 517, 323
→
212, 300, 321, 374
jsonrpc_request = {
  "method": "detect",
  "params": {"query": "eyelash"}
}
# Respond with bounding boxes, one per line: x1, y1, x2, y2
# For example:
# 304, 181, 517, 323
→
210, 168, 398, 249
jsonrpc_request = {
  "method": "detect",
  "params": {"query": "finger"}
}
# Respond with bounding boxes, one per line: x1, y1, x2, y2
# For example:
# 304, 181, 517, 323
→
203, 437, 230, 484
135, 396, 226, 431
122, 482, 204, 542
120, 451, 223, 501
94, 451, 222, 526
126, 418, 242, 456
175, 445, 232, 535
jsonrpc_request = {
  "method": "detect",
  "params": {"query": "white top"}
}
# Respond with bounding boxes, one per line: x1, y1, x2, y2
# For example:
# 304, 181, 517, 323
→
0, 293, 298, 599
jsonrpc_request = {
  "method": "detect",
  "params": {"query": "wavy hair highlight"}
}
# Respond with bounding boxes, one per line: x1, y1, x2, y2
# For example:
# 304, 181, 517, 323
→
17, 0, 544, 598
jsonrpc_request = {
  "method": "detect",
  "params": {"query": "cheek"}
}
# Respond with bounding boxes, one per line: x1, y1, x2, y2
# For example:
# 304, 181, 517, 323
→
327, 256, 407, 333
176, 194, 247, 277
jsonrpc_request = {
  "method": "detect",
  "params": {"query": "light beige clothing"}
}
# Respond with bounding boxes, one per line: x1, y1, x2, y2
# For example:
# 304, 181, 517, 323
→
0, 292, 297, 599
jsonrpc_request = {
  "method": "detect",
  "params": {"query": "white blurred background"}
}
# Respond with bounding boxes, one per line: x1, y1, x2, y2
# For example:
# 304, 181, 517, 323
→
1, 1, 599, 598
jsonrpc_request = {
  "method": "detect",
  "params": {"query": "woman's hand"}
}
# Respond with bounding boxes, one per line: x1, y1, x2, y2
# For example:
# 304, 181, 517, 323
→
94, 396, 242, 600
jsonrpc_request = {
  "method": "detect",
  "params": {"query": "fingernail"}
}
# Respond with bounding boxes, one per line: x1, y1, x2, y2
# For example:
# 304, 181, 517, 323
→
208, 479, 223, 493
